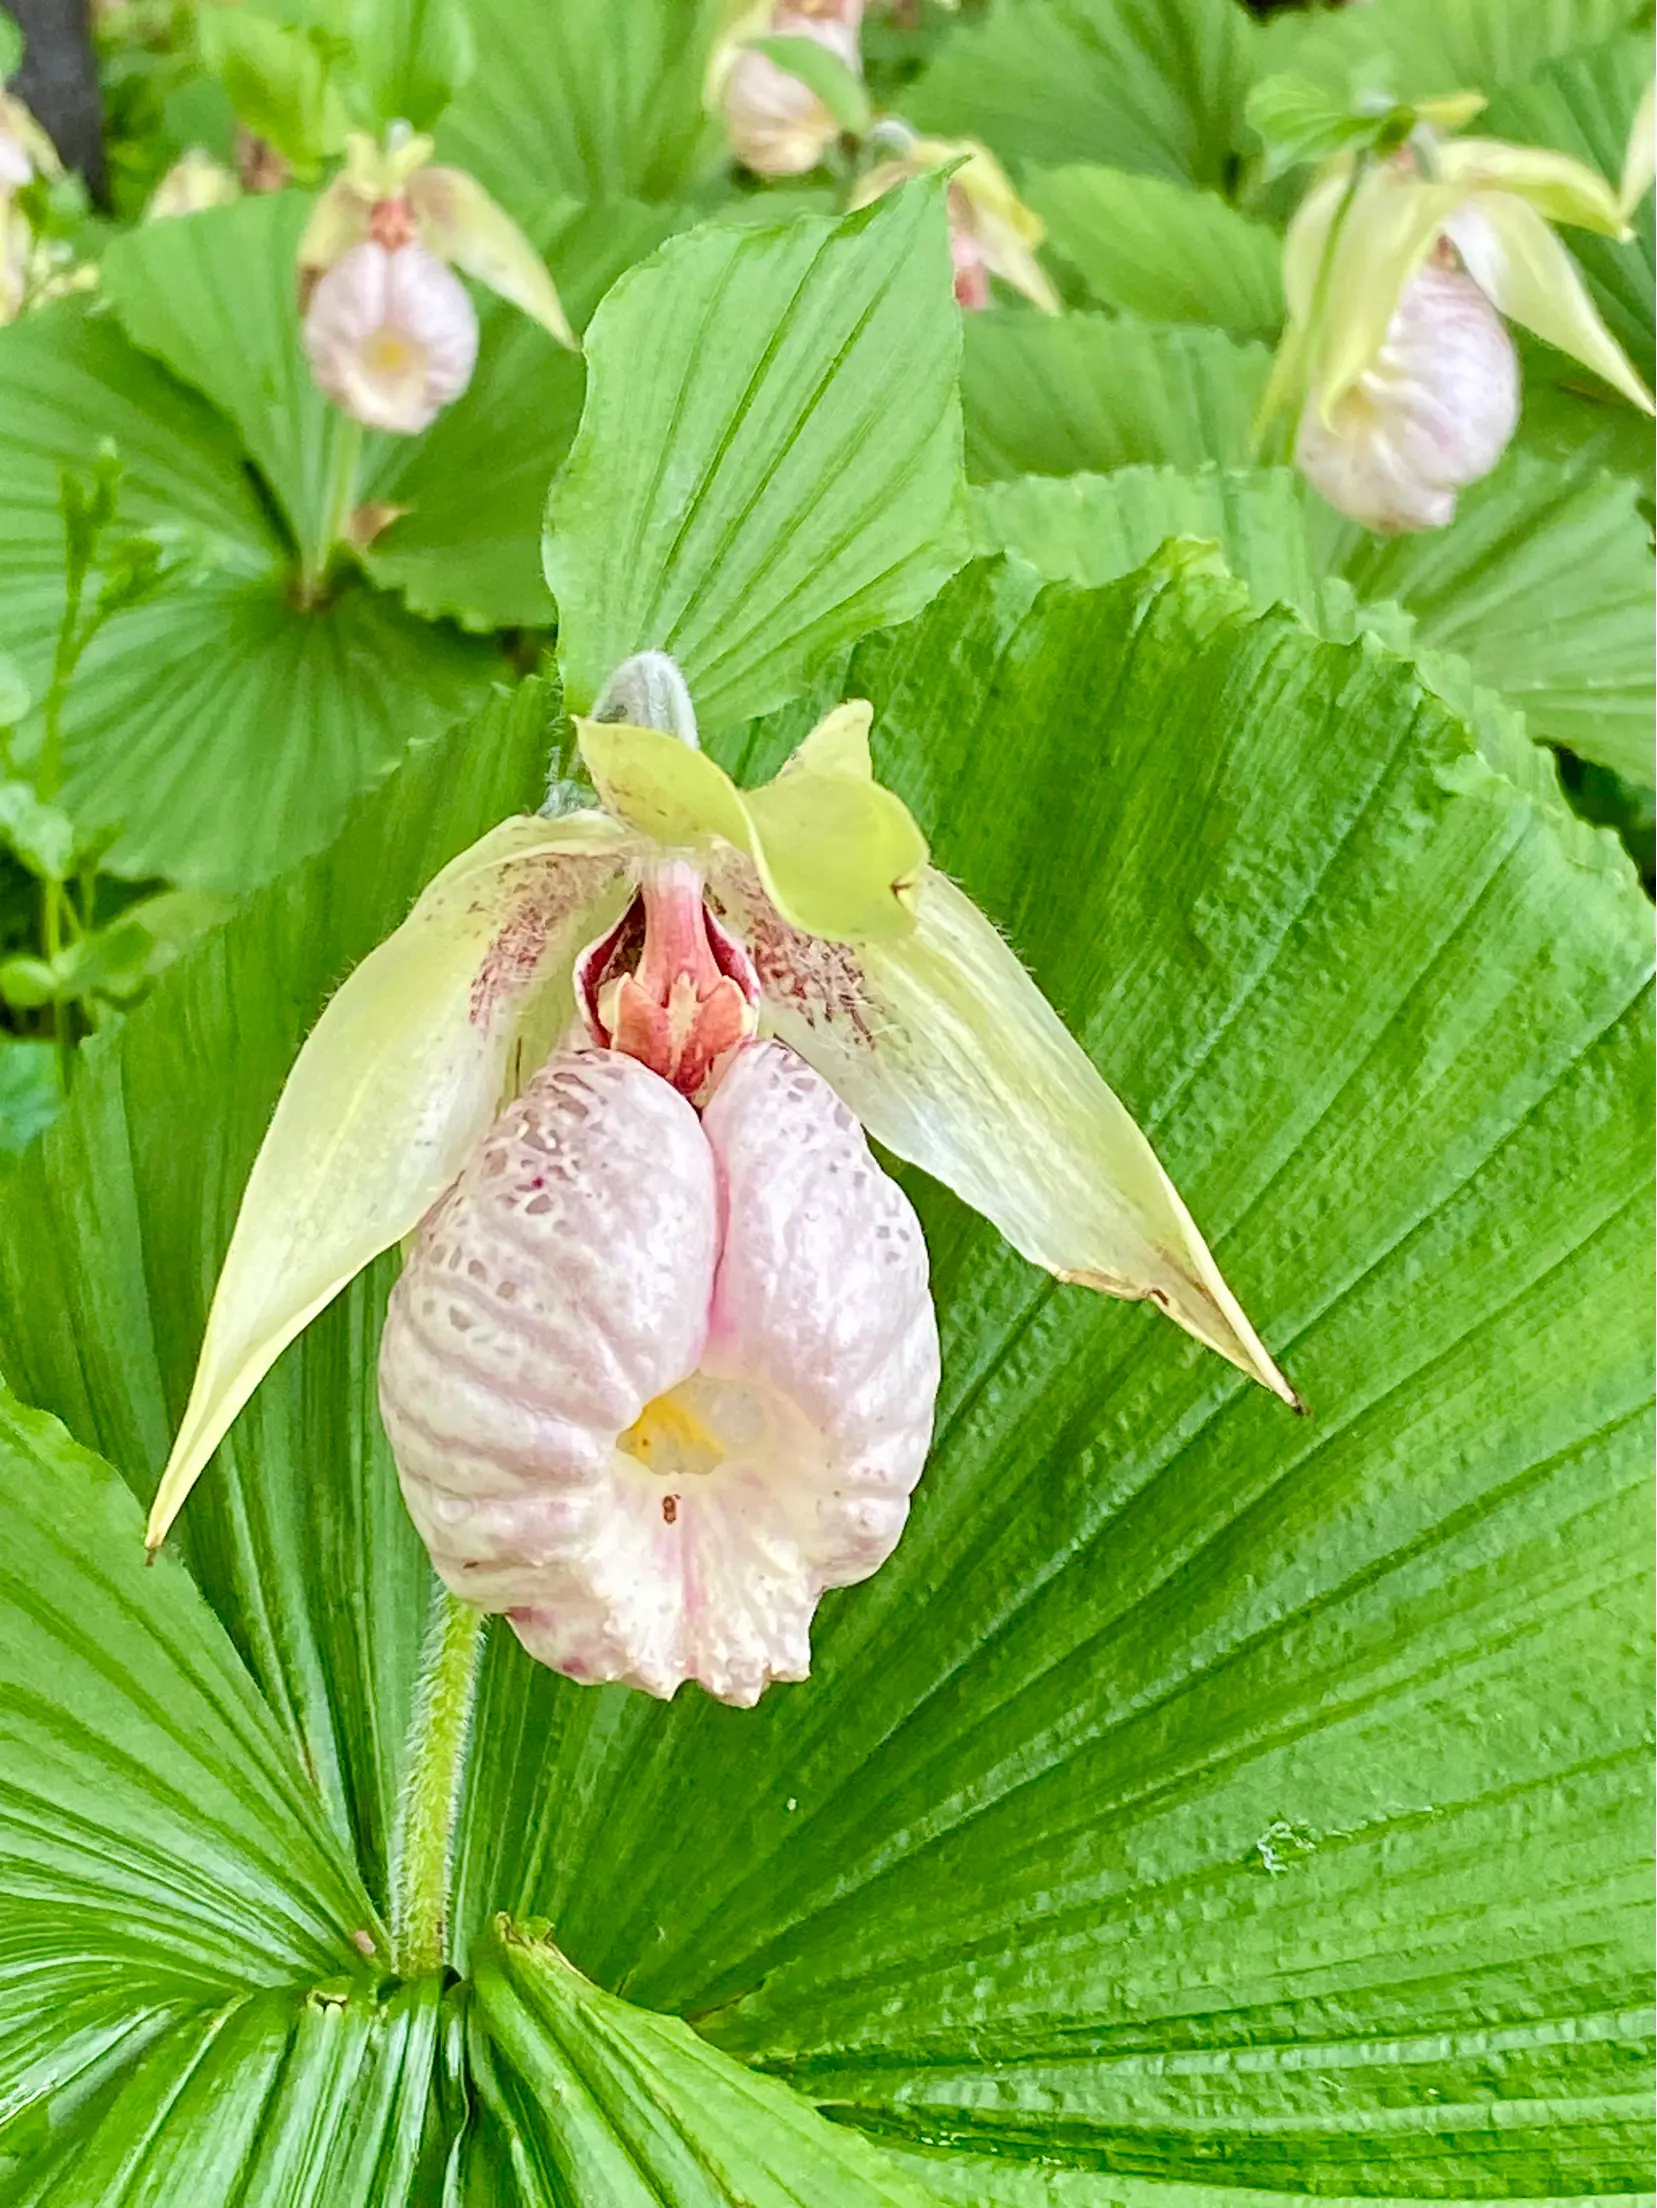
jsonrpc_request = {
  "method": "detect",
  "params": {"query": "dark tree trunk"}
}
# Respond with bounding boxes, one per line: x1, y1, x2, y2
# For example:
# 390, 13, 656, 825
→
8, 0, 105, 202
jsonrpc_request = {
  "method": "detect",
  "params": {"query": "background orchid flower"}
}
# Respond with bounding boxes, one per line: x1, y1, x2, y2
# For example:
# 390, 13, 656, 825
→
708, 0, 864, 178
144, 654, 1295, 1703
0, 90, 57, 325
1272, 110, 1655, 530
297, 128, 574, 434
853, 132, 1059, 311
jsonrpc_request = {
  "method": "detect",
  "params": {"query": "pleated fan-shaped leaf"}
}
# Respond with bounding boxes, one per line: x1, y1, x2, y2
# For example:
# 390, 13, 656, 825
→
451, 554, 1653, 2197
0, 298, 502, 891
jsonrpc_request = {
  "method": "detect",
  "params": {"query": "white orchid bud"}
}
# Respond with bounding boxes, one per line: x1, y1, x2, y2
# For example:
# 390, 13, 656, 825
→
302, 236, 479, 436
379, 1031, 938, 1707
1295, 261, 1520, 533
718, 2, 863, 178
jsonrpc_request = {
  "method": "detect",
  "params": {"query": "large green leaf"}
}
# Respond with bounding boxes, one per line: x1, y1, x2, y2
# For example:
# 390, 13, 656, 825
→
101, 192, 354, 567
0, 681, 565, 1908
1025, 164, 1284, 337
1485, 35, 1656, 387
544, 182, 972, 723
436, 0, 723, 217
1312, 450, 1655, 779
1, 553, 1650, 2193
972, 458, 1652, 786
0, 304, 279, 654
963, 311, 1269, 479
460, 1928, 944, 2205
907, 0, 1264, 188
0, 1386, 397, 2164
1264, 0, 1649, 106
972, 462, 1323, 614
451, 555, 1652, 2193
7, 1982, 440, 2203
0, 297, 504, 890
59, 572, 500, 893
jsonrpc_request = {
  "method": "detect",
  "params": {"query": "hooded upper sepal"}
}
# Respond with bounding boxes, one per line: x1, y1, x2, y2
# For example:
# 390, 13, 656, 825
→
710, 857, 1298, 1406
143, 811, 635, 1555
575, 702, 927, 942
406, 165, 577, 349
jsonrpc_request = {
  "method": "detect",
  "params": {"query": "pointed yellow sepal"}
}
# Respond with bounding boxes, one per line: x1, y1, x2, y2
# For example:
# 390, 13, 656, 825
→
1447, 193, 1655, 412
407, 166, 577, 350
575, 701, 927, 942
1620, 77, 1654, 217
709, 853, 1299, 1405
144, 813, 634, 1555
1415, 91, 1487, 134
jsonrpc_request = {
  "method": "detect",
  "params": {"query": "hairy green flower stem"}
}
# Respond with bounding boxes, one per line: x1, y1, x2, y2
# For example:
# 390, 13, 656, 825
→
391, 1584, 487, 1979
299, 414, 365, 605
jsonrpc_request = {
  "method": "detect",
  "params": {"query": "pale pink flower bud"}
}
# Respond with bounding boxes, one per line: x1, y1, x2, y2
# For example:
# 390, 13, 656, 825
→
378, 1040, 938, 1706
720, 2, 863, 178
301, 237, 478, 436
1295, 261, 1520, 533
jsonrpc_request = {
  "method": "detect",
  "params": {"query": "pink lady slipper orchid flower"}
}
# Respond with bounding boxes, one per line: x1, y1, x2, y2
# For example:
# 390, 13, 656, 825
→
145, 655, 1295, 1705
1273, 103, 1655, 531
298, 129, 575, 435
852, 130, 1059, 312
708, 0, 864, 179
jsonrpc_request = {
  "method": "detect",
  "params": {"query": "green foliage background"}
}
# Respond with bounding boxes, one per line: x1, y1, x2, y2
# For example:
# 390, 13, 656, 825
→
0, 0, 1650, 2199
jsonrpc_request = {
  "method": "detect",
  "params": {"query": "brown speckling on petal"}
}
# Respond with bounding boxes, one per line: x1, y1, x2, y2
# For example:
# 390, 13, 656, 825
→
708, 854, 876, 1047
468, 857, 621, 1032
471, 902, 552, 1029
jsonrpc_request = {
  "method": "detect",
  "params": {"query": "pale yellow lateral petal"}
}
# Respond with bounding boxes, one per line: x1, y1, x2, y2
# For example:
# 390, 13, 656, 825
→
144, 813, 633, 1553
709, 856, 1297, 1402
1448, 194, 1656, 411
1621, 77, 1655, 217
1281, 166, 1348, 329
1316, 166, 1465, 415
1436, 138, 1629, 235
407, 165, 577, 348
296, 171, 372, 293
